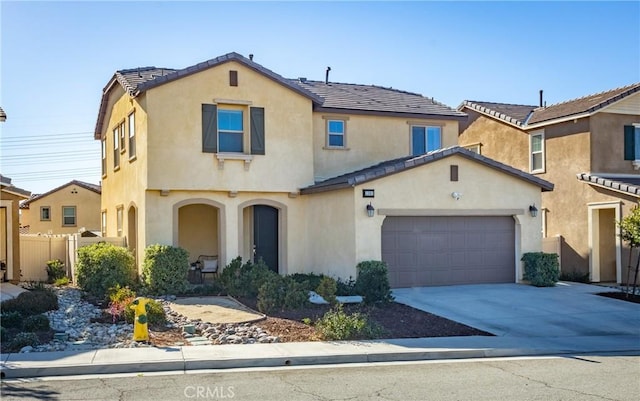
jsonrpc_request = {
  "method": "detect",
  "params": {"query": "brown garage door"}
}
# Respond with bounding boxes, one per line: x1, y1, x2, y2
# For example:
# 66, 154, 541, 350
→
382, 216, 515, 288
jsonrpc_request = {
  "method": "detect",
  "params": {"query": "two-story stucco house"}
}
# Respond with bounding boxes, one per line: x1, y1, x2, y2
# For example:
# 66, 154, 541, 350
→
458, 83, 640, 284
20, 180, 102, 235
1, 174, 31, 282
94, 52, 552, 288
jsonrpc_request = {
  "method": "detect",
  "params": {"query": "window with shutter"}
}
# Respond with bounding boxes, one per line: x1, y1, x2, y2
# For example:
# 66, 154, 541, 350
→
202, 104, 218, 153
624, 125, 640, 161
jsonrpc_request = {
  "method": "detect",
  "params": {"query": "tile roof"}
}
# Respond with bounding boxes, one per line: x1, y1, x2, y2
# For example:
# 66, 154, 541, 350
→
528, 82, 640, 125
0, 174, 31, 198
292, 80, 466, 119
576, 173, 640, 198
96, 52, 465, 138
459, 101, 537, 127
20, 180, 101, 208
460, 82, 640, 129
301, 146, 554, 195
0, 106, 6, 121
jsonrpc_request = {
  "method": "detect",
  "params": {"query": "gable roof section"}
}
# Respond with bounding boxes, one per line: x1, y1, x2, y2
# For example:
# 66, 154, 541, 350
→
0, 174, 31, 198
527, 82, 640, 126
459, 101, 537, 128
95, 52, 466, 139
20, 180, 101, 209
301, 146, 554, 195
293, 80, 466, 119
576, 173, 640, 198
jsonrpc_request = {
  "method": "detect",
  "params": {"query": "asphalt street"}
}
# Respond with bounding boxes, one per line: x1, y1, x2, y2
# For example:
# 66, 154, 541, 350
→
2, 353, 639, 401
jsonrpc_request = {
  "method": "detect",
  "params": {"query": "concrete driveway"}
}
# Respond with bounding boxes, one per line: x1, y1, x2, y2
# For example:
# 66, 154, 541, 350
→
392, 282, 640, 338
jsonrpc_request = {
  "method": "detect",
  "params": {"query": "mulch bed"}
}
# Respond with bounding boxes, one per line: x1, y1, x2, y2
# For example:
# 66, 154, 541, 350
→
238, 297, 493, 342
597, 291, 640, 304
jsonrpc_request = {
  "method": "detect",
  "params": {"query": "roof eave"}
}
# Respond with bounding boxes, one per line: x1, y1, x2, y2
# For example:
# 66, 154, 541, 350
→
313, 106, 467, 121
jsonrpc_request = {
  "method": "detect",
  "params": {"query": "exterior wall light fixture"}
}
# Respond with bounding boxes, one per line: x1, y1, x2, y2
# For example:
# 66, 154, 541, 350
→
529, 204, 538, 217
366, 202, 375, 217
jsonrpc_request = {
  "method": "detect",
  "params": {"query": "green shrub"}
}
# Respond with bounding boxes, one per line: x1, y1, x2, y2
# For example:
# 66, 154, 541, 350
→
1, 289, 58, 316
76, 242, 136, 299
46, 259, 66, 283
336, 276, 357, 296
316, 276, 337, 305
283, 277, 310, 310
1, 311, 23, 328
355, 261, 394, 305
288, 273, 325, 292
522, 252, 560, 287
257, 274, 286, 314
315, 304, 382, 340
8, 332, 39, 351
141, 244, 190, 295
23, 314, 50, 332
53, 277, 71, 287
123, 298, 166, 326
220, 257, 275, 298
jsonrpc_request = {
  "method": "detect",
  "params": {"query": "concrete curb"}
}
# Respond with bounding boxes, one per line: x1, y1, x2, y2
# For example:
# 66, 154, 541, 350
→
3, 334, 639, 379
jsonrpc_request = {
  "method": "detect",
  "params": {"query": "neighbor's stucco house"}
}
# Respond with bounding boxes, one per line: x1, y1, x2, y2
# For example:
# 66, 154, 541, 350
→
94, 52, 552, 287
1, 174, 31, 282
458, 83, 640, 284
20, 180, 102, 235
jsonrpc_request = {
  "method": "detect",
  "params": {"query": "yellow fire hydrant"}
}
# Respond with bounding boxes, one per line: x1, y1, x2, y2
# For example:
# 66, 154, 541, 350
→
129, 297, 151, 342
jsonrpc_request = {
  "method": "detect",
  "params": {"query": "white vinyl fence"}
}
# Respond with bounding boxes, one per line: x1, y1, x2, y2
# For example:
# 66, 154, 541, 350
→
20, 234, 126, 282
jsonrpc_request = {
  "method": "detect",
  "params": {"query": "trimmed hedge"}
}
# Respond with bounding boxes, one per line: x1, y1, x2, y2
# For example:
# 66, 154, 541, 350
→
355, 260, 394, 304
75, 242, 136, 299
522, 252, 560, 287
141, 244, 190, 295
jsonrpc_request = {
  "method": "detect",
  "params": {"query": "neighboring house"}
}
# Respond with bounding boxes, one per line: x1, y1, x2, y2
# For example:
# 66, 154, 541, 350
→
93, 52, 552, 287
0, 175, 31, 282
20, 180, 102, 235
458, 83, 640, 284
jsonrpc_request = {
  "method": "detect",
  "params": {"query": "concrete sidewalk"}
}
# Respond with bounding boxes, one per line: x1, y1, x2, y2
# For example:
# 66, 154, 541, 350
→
2, 334, 639, 379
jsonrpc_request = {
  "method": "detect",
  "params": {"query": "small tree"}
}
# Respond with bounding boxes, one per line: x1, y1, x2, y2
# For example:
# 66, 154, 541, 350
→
619, 206, 640, 296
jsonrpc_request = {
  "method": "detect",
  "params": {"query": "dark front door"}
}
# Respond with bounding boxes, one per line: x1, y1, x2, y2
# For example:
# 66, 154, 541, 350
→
253, 205, 278, 273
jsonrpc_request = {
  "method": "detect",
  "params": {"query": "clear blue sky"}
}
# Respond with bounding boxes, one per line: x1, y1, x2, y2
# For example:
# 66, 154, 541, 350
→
1, 1, 639, 195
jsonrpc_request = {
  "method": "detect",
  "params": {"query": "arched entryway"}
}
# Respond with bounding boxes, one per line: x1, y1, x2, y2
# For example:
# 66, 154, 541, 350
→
176, 200, 223, 265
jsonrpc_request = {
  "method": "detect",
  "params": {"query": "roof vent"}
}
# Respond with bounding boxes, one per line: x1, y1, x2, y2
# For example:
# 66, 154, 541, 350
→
299, 77, 307, 83
249, 54, 254, 61
325, 66, 331, 84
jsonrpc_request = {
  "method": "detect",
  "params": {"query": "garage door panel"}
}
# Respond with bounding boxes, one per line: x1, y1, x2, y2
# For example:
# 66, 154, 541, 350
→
383, 216, 515, 287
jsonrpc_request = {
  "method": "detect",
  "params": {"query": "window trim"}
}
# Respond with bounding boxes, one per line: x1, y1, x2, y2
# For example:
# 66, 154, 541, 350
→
40, 206, 51, 221
529, 130, 545, 173
128, 110, 136, 161
113, 125, 120, 171
410, 124, 442, 156
119, 120, 126, 154
322, 115, 350, 150
61, 206, 76, 227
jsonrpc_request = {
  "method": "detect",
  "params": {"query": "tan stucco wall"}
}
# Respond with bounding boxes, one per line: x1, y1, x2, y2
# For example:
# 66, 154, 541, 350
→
144, 61, 314, 192
458, 110, 529, 172
20, 184, 101, 235
590, 112, 640, 173
305, 154, 544, 282
313, 113, 459, 181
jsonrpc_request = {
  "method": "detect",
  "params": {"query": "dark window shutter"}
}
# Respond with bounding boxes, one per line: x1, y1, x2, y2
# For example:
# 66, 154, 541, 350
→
202, 104, 218, 153
250, 107, 265, 155
624, 125, 635, 160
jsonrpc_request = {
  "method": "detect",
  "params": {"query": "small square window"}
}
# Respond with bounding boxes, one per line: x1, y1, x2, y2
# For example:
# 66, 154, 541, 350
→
412, 125, 441, 156
327, 119, 345, 147
40, 206, 51, 221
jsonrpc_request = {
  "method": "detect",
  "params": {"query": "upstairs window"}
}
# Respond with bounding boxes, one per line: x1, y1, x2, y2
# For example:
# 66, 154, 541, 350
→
62, 206, 76, 226
624, 125, 640, 161
218, 109, 244, 152
119, 121, 126, 154
40, 206, 51, 221
411, 125, 441, 156
113, 126, 120, 170
202, 104, 265, 155
128, 111, 136, 159
101, 137, 107, 176
327, 120, 345, 147
530, 131, 545, 173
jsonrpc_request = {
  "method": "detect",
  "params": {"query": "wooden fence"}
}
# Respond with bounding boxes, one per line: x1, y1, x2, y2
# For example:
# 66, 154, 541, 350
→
19, 234, 125, 282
